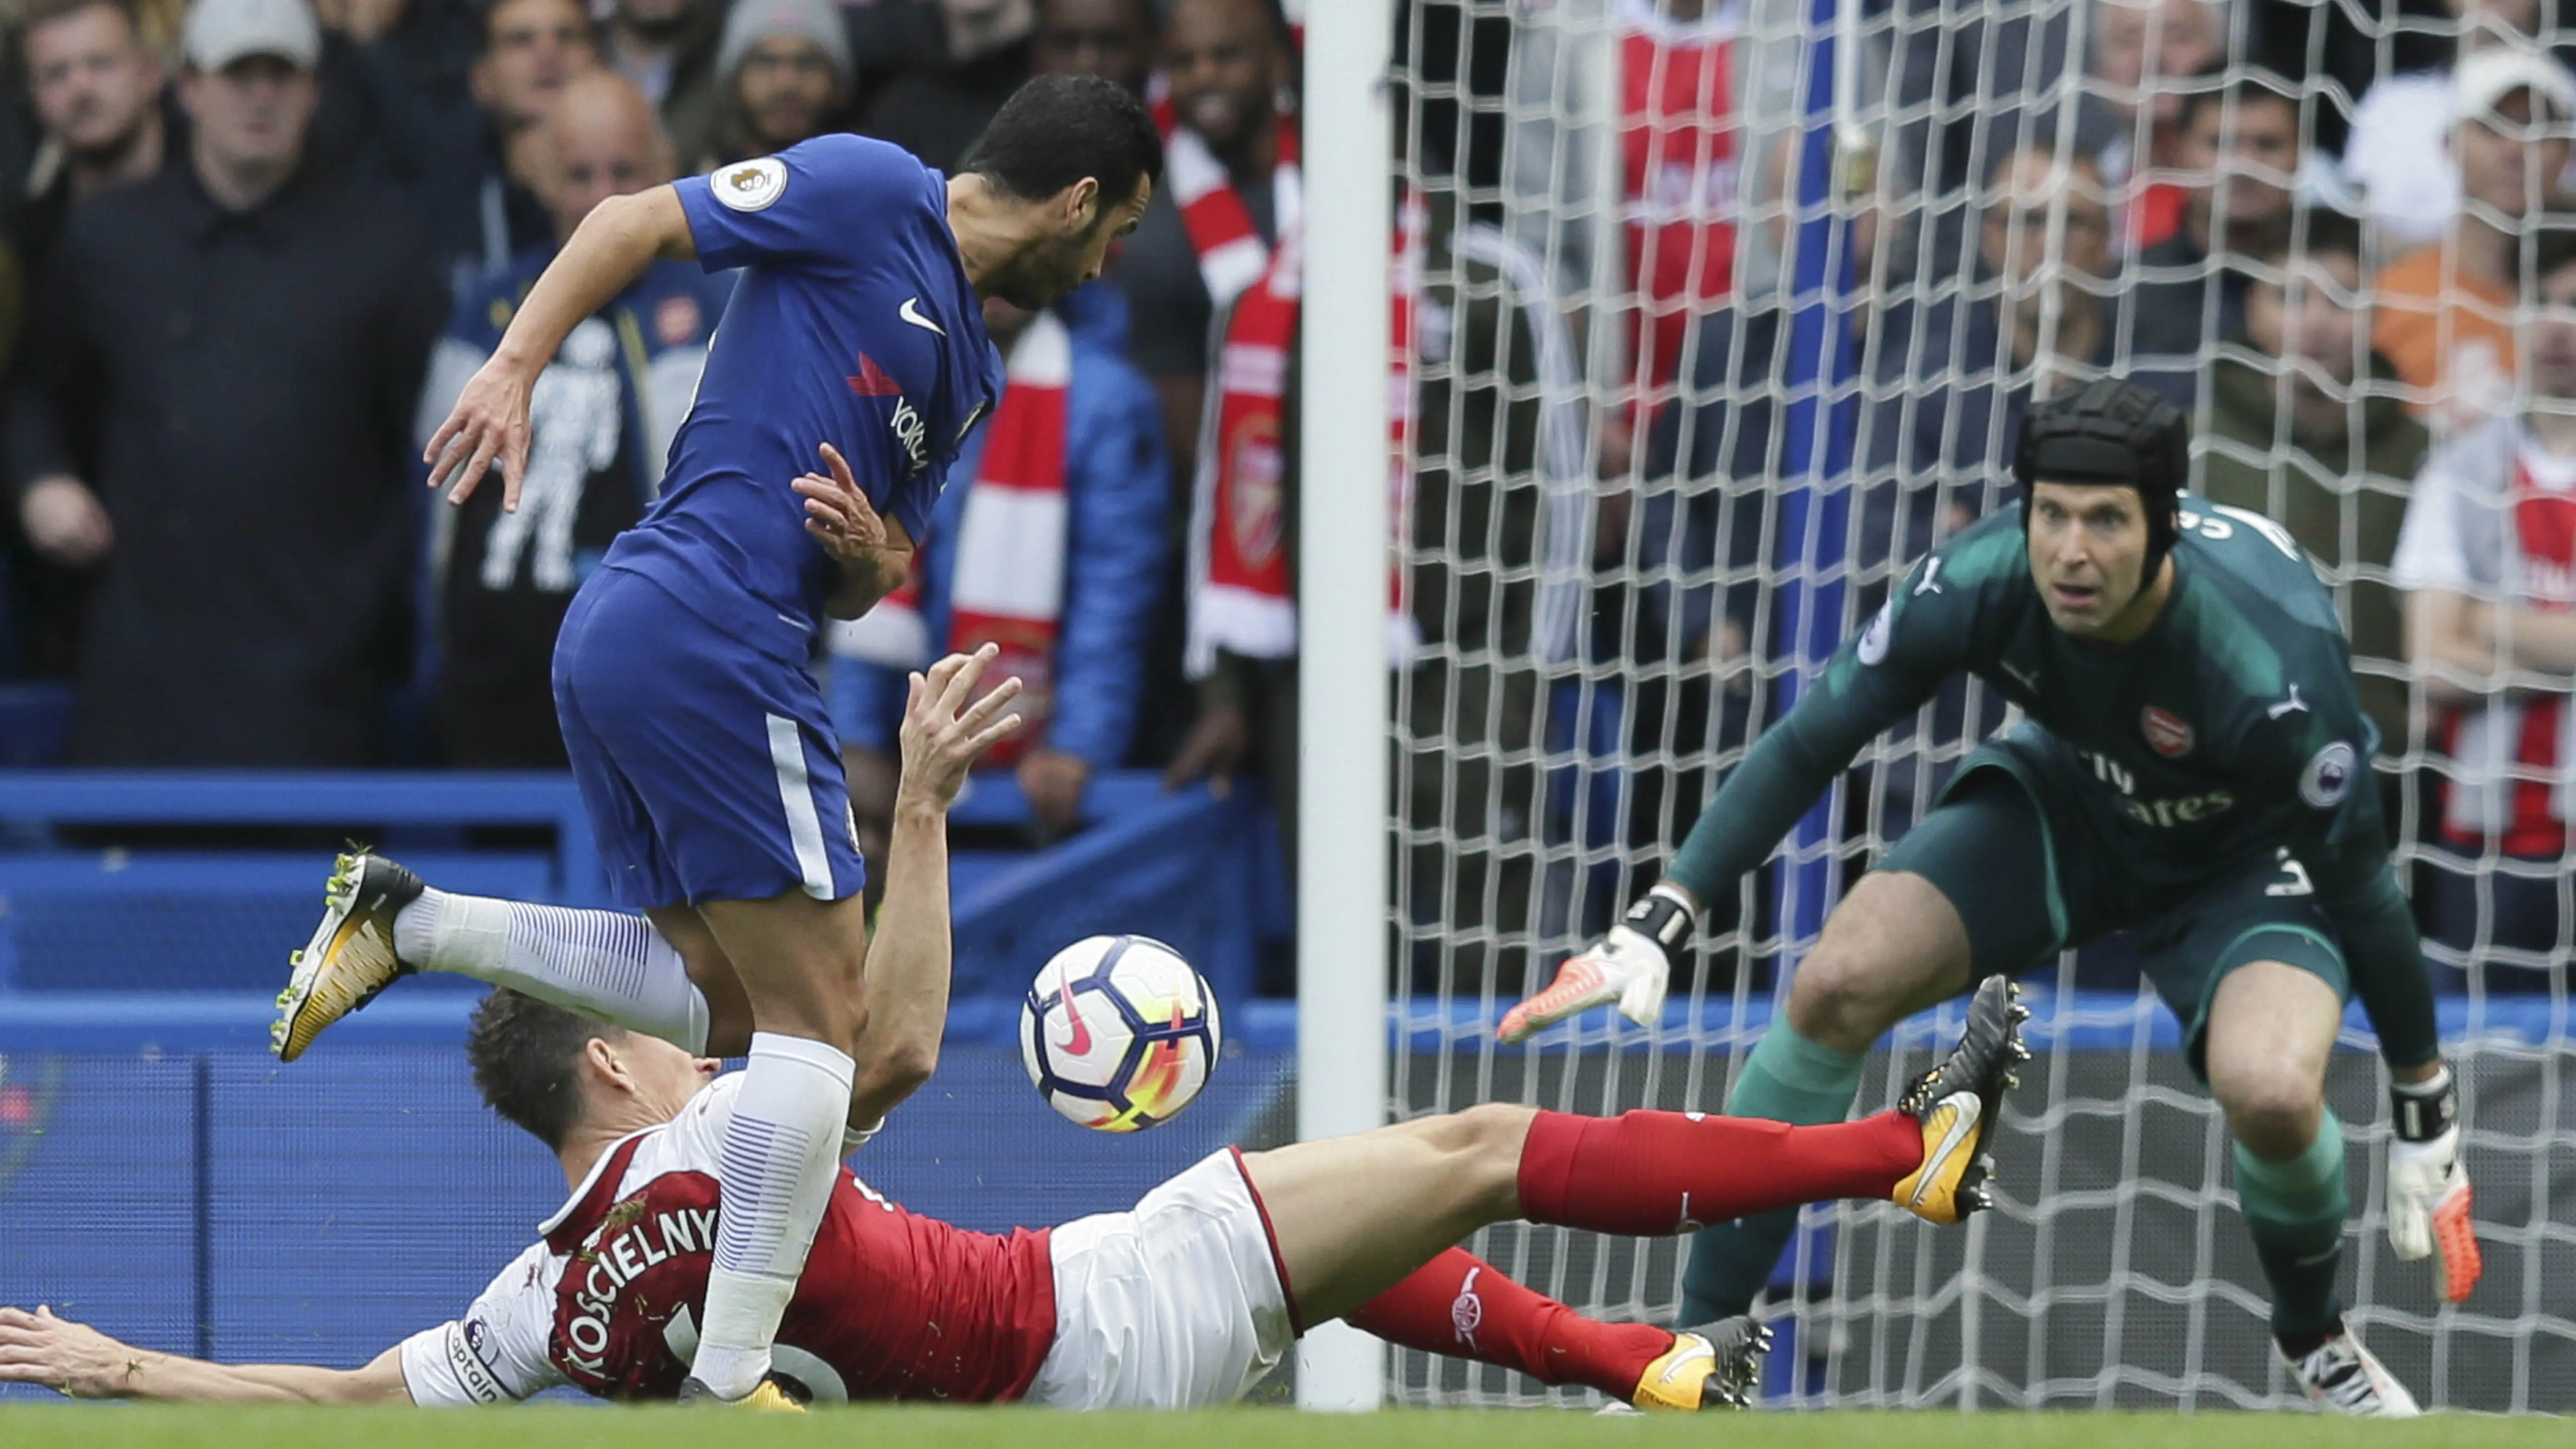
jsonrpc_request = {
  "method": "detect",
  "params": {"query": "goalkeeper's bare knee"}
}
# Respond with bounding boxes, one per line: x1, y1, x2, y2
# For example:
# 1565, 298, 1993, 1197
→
1786, 876, 1974, 1054
2213, 1060, 2328, 1162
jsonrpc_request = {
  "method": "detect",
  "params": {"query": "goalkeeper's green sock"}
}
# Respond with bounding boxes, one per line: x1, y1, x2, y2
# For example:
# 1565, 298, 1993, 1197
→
2234, 1111, 2350, 1340
1678, 1022, 1865, 1324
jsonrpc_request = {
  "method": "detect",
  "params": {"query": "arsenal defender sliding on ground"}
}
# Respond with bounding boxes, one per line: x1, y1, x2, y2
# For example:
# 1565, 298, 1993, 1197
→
0, 978, 2022, 1412
4, 653, 2029, 1412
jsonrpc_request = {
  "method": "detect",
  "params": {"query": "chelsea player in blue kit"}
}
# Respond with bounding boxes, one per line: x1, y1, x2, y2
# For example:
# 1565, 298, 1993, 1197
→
273, 76, 1163, 1407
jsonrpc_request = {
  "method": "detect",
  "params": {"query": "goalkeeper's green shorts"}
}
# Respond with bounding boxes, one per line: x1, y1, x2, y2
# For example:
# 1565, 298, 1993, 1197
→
1876, 752, 2350, 1080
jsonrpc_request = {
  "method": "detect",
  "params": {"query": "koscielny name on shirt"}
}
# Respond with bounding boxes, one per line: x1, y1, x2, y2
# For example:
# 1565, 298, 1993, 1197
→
560, 1204, 720, 1372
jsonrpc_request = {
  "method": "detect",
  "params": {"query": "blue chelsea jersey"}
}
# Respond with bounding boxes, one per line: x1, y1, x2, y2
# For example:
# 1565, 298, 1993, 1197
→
600, 134, 1004, 660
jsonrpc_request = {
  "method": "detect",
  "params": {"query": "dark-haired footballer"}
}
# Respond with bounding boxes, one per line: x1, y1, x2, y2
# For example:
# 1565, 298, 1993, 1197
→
272, 75, 1165, 1407
1501, 379, 2477, 1415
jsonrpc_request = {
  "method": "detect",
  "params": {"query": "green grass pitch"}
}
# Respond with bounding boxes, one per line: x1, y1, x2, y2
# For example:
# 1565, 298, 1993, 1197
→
0, 1405, 2555, 1448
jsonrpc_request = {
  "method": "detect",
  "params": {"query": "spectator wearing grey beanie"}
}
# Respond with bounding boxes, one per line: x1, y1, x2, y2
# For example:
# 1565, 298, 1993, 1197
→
705, 0, 852, 169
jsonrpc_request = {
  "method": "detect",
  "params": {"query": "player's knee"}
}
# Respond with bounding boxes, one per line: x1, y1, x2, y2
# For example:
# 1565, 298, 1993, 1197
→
2216, 1072, 2325, 1161
1426, 1103, 1536, 1217
1783, 949, 1901, 1055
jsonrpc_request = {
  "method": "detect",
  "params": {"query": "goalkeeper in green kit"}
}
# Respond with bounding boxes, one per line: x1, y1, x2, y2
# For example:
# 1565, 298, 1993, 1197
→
1500, 380, 2476, 1416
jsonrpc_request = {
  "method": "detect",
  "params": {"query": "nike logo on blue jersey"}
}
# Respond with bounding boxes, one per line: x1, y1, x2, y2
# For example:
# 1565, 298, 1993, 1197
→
897, 298, 945, 336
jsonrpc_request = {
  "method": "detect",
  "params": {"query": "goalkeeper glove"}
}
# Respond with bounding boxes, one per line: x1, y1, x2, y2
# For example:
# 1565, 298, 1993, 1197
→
2386, 1064, 2481, 1303
1496, 885, 1693, 1044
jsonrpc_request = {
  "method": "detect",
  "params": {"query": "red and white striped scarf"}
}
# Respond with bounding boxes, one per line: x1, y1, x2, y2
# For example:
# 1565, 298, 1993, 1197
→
1160, 117, 1302, 311
831, 311, 1073, 765
1185, 190, 1425, 675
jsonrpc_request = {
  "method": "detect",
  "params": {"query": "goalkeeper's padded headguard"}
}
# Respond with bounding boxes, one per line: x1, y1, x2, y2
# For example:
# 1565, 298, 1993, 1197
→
2014, 378, 2189, 595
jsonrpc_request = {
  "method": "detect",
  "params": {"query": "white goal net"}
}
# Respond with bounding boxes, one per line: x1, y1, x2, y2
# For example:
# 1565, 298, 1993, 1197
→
1380, 0, 2576, 1412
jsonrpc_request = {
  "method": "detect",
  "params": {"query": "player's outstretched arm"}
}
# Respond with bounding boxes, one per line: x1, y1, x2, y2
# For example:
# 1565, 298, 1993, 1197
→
424, 185, 697, 512
845, 644, 1024, 1126
1498, 548, 1975, 1044
0, 1305, 411, 1404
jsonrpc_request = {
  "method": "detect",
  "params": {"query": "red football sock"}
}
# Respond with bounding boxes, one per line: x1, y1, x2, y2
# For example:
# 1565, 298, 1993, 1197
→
1345, 1247, 1673, 1399
1515, 1108, 1921, 1236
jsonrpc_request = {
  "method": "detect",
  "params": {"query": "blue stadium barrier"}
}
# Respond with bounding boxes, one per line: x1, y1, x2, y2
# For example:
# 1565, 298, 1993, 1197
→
0, 683, 71, 769
0, 769, 1287, 1006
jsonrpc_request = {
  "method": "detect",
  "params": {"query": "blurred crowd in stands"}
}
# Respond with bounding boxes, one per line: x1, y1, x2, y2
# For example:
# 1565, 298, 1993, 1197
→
0, 0, 2566, 985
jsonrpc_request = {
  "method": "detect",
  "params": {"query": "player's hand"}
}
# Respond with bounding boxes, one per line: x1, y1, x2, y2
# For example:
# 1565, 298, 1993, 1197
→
424, 356, 538, 511
897, 644, 1024, 810
1165, 703, 1249, 798
2387, 1067, 2481, 1302
20, 475, 111, 567
1496, 925, 1672, 1044
1018, 747, 1089, 835
796, 443, 889, 562
0, 1304, 139, 1398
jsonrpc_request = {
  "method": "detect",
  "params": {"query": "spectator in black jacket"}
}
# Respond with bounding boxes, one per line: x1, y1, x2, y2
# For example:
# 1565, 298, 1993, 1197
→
601, 0, 723, 174
856, 0, 1034, 170
4, 0, 447, 765
16, 0, 171, 289
6, 0, 171, 678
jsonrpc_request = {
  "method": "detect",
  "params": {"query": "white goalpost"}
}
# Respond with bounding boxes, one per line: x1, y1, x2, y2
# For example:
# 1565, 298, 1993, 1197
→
1296, 0, 1396, 1412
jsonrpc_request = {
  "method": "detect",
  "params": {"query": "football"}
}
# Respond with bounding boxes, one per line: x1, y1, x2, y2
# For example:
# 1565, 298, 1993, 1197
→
1020, 935, 1223, 1132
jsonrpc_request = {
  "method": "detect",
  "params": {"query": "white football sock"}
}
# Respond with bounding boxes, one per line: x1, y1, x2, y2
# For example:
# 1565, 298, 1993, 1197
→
694, 1032, 857, 1398
393, 889, 711, 1053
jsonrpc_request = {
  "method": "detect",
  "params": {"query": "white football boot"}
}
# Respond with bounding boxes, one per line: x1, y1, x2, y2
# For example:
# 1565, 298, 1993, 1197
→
273, 852, 424, 1061
2280, 1332, 2421, 1417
